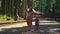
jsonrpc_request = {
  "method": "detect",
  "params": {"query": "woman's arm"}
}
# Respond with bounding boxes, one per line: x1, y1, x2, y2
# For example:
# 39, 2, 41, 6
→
32, 9, 40, 14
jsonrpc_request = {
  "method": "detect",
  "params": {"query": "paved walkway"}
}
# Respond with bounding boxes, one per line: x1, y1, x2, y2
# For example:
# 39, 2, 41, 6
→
0, 20, 60, 34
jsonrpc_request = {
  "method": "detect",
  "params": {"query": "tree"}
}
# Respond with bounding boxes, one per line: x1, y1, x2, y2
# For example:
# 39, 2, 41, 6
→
55, 0, 60, 10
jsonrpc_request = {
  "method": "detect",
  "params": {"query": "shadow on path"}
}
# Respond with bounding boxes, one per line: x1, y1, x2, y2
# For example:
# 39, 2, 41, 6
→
0, 24, 60, 34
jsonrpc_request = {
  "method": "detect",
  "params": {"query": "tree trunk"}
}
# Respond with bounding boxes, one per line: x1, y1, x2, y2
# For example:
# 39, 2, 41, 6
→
22, 0, 25, 18
11, 0, 14, 18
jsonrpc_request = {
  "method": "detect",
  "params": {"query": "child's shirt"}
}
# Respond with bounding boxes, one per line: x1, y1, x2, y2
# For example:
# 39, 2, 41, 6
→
35, 18, 40, 25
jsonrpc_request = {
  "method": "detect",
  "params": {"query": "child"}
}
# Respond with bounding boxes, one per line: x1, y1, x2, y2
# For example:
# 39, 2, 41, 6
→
35, 15, 40, 30
32, 9, 41, 30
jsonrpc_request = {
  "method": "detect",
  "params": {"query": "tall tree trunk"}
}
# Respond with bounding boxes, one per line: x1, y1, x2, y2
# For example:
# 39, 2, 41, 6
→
6, 0, 9, 18
25, 0, 28, 19
11, 0, 14, 18
9, 0, 12, 18
5, 0, 7, 17
22, 0, 26, 18
14, 0, 18, 20
2, 0, 5, 14
16, 0, 18, 20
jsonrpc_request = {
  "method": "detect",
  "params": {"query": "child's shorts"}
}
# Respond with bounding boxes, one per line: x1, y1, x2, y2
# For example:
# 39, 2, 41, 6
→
35, 18, 39, 26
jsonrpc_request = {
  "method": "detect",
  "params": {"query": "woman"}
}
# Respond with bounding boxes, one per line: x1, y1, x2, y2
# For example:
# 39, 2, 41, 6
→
26, 8, 33, 31
26, 8, 41, 31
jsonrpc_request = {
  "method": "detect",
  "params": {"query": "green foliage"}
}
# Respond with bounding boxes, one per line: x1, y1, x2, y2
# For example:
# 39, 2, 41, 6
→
1, 0, 60, 17
0, 14, 9, 18
41, 0, 47, 11
33, 0, 38, 8
55, 0, 60, 10
18, 0, 22, 9
14, 0, 22, 9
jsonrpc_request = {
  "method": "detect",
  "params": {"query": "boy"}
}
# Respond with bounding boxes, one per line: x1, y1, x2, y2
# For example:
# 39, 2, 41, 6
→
35, 15, 40, 30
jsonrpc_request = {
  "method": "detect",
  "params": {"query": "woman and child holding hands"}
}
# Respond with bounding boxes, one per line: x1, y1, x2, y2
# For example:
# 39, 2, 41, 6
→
26, 7, 41, 31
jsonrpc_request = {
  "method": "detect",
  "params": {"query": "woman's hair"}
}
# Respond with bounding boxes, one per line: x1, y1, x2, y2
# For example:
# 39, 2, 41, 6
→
29, 8, 32, 12
27, 7, 33, 13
